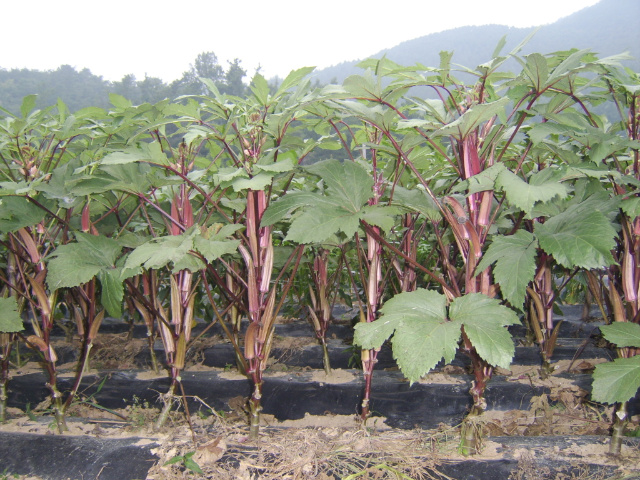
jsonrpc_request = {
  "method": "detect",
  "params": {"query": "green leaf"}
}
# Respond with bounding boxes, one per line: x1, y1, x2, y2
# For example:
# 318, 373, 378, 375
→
360, 206, 400, 233
228, 172, 275, 192
621, 197, 640, 219
305, 159, 373, 213
392, 186, 441, 221
496, 168, 568, 214
261, 191, 321, 226
0, 196, 47, 233
450, 293, 519, 369
0, 297, 24, 332
183, 453, 204, 474
353, 316, 399, 351
343, 73, 382, 100
461, 321, 516, 369
267, 160, 377, 244
124, 230, 196, 272
101, 143, 168, 166
536, 204, 616, 269
285, 206, 362, 243
109, 93, 132, 109
528, 123, 574, 145
47, 249, 104, 289
275, 66, 315, 98
476, 230, 538, 310
78, 162, 153, 195
435, 98, 509, 140
547, 49, 590, 84
391, 316, 461, 383
492, 36, 508, 59
163, 456, 183, 466
193, 236, 240, 262
20, 94, 38, 118
522, 53, 549, 91
383, 288, 448, 322
600, 323, 640, 349
98, 269, 124, 318
214, 167, 249, 184
172, 252, 206, 272
465, 164, 506, 195
250, 73, 270, 105
354, 289, 459, 384
592, 356, 640, 404
254, 157, 296, 173
47, 234, 123, 290
75, 232, 123, 266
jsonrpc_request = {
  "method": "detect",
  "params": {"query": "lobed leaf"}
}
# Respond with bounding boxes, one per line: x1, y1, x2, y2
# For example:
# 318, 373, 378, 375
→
0, 196, 47, 233
360, 206, 401, 233
450, 293, 519, 369
354, 290, 459, 384
353, 317, 398, 351
496, 169, 568, 214
391, 317, 460, 383
228, 172, 275, 192
284, 206, 362, 244
476, 230, 538, 310
305, 159, 373, 213
274, 67, 316, 99
261, 191, 322, 226
47, 234, 123, 290
600, 323, 640, 349
435, 98, 509, 140
536, 207, 616, 270
193, 236, 240, 263
465, 163, 505, 195
592, 356, 640, 405
124, 231, 196, 273
462, 322, 516, 369
392, 186, 441, 221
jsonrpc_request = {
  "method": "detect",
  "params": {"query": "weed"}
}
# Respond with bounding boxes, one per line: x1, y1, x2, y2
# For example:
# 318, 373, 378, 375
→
625, 425, 640, 437
342, 463, 416, 480
164, 451, 203, 475
24, 403, 37, 421
0, 469, 18, 480
126, 394, 155, 427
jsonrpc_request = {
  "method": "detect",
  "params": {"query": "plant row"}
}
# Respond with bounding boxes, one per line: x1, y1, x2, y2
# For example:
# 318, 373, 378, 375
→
1, 41, 639, 455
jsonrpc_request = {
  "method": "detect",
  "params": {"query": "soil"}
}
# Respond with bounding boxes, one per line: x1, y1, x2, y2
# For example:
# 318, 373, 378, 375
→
2, 306, 640, 480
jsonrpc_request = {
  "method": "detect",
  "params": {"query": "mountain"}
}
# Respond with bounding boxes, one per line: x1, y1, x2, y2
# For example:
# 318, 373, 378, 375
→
311, 0, 640, 84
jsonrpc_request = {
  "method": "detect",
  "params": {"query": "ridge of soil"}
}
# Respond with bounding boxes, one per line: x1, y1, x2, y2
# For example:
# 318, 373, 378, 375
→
2, 305, 639, 479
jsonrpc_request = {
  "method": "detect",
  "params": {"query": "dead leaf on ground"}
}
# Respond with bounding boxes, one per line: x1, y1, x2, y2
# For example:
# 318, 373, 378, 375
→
193, 437, 227, 465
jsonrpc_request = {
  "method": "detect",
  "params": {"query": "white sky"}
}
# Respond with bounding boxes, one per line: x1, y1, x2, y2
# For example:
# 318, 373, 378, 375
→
1, 0, 600, 83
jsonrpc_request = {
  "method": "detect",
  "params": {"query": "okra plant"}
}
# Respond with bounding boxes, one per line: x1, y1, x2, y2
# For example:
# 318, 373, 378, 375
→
0, 45, 637, 457
93, 110, 241, 428
348, 46, 625, 453
0, 96, 122, 431
179, 68, 325, 438
587, 64, 640, 454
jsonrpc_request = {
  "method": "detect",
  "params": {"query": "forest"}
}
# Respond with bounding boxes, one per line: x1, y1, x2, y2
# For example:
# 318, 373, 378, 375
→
0, 52, 250, 114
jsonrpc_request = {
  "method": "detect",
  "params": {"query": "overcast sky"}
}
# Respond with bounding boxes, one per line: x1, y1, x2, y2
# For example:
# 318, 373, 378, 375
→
1, 1, 599, 83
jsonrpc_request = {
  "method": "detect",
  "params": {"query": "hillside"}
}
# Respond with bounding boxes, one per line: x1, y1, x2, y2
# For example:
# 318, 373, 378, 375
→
312, 0, 640, 84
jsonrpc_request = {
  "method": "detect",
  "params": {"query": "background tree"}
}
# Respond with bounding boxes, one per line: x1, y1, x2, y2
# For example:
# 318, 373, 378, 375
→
170, 51, 225, 96
222, 58, 247, 96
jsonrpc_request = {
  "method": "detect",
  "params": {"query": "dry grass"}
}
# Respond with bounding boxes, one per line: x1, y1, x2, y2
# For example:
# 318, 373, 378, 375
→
146, 413, 460, 480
